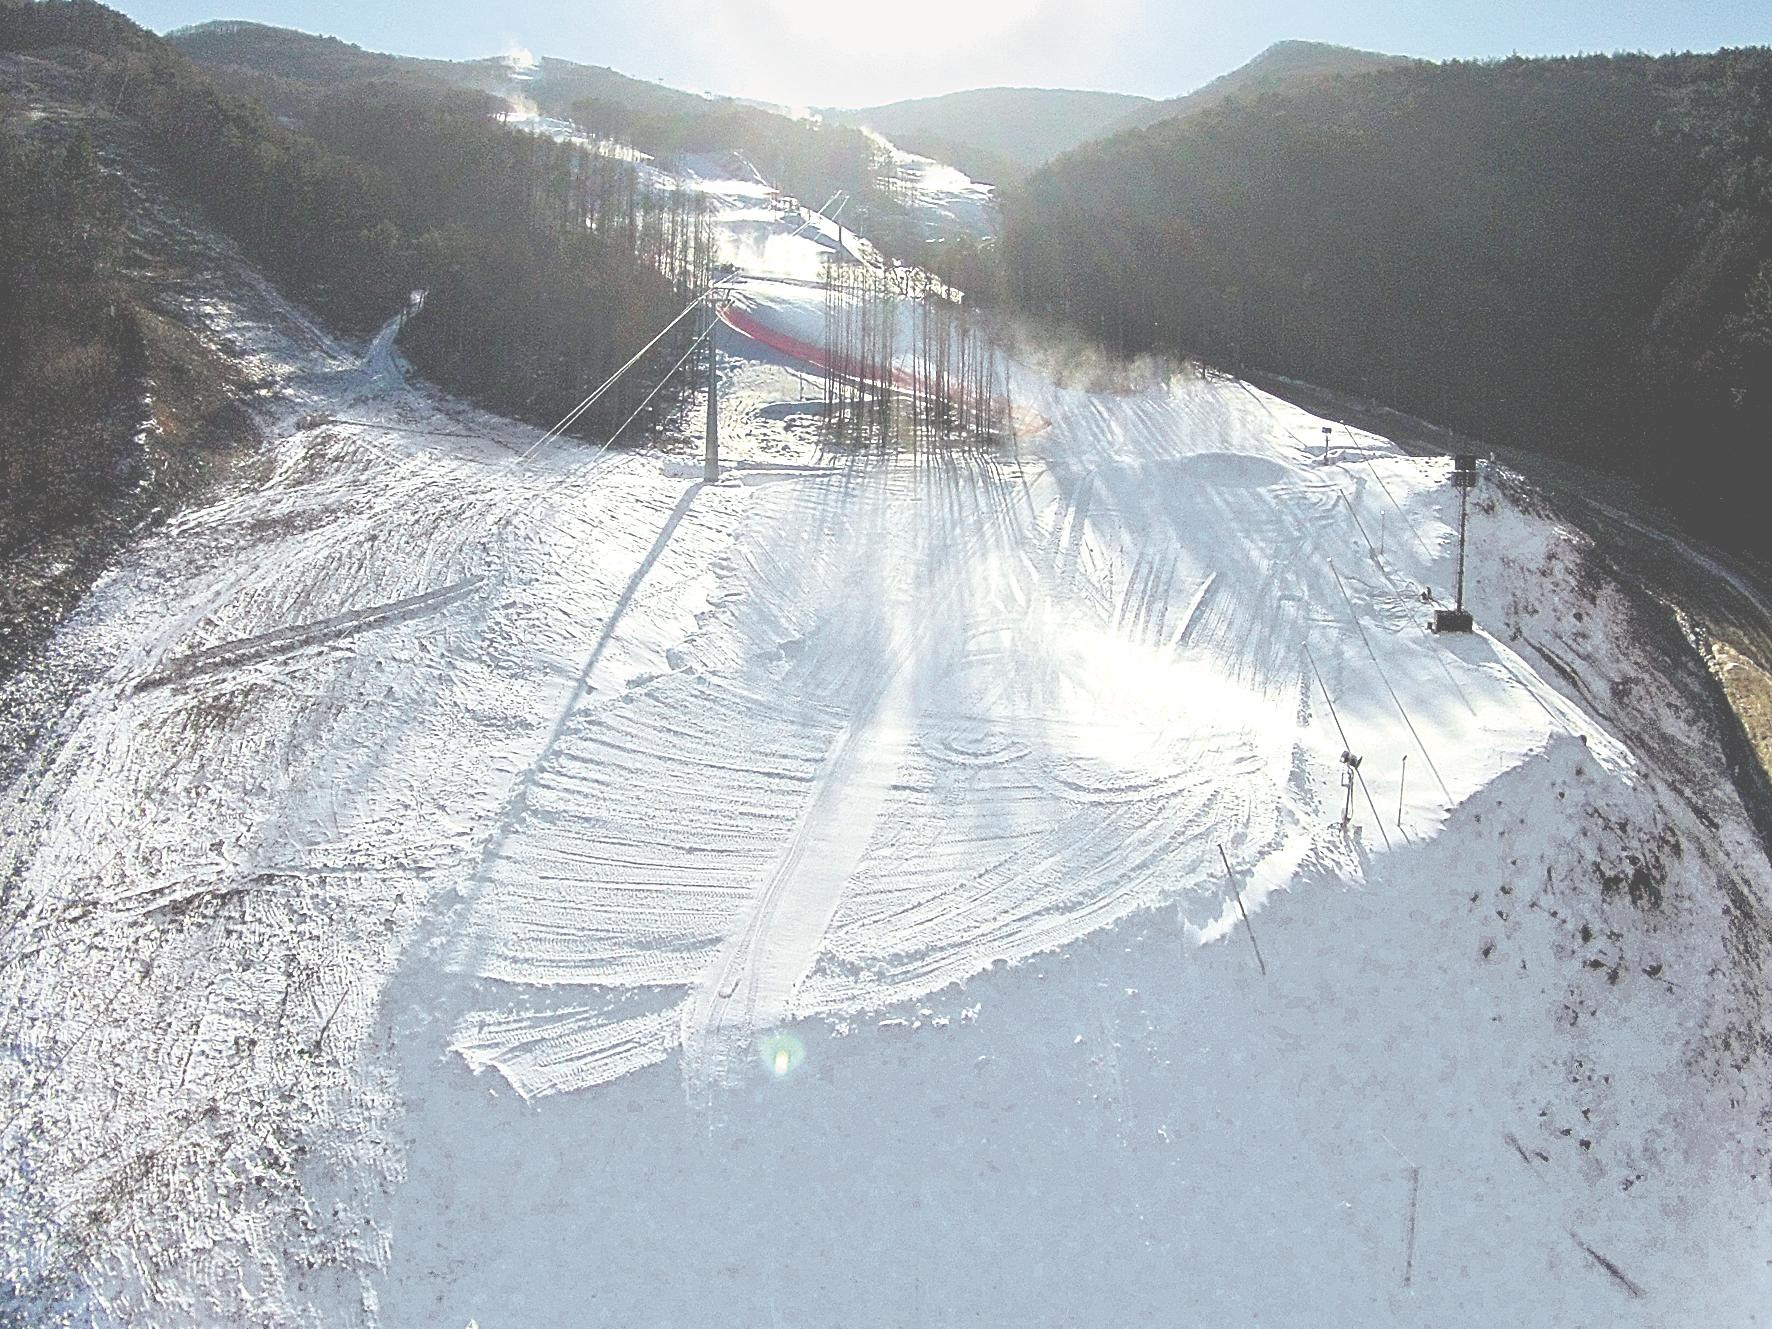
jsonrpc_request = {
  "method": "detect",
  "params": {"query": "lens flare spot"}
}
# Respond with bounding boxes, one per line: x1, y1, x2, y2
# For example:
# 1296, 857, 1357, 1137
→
758, 1031, 805, 1078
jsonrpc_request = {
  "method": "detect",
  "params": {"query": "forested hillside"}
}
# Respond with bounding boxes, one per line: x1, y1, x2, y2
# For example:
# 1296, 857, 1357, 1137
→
171, 19, 904, 238
1, 1, 710, 430
0, 107, 138, 541
1, 0, 719, 672
1003, 51, 1772, 556
167, 20, 700, 125
567, 92, 890, 220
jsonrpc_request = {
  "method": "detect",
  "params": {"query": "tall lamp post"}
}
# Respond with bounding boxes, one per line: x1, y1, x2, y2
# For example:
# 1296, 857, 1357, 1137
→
1432, 454, 1478, 633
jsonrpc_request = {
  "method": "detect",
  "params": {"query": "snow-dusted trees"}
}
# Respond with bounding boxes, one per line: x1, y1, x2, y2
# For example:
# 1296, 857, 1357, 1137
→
568, 95, 908, 251
315, 82, 713, 433
1, 2, 715, 440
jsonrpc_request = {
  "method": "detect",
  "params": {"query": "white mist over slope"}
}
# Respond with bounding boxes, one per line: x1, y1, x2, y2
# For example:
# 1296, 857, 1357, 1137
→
1, 140, 1768, 1329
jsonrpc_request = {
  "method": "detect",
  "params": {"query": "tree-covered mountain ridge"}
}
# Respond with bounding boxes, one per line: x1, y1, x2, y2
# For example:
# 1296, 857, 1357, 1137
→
1104, 39, 1416, 137
166, 18, 710, 123
1001, 48, 1772, 558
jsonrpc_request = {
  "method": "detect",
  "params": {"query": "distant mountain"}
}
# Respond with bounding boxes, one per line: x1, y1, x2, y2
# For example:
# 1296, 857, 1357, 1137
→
168, 19, 457, 88
1105, 40, 1415, 137
828, 88, 1153, 181
167, 20, 705, 123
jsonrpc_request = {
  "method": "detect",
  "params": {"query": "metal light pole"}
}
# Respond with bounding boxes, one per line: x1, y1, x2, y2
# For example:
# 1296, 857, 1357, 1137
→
704, 296, 720, 482
1432, 455, 1478, 633
1454, 478, 1469, 609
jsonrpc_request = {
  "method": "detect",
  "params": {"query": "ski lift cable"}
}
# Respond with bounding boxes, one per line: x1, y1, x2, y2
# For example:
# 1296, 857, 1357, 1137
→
511, 181, 857, 469
515, 272, 740, 465
1233, 376, 1436, 571
1300, 640, 1393, 847
1324, 559, 1455, 805
1361, 453, 1436, 564
488, 315, 722, 546
573, 317, 720, 476
514, 280, 724, 464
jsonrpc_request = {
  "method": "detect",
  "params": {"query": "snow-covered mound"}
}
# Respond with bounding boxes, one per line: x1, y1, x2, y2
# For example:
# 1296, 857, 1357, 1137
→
1, 149, 1767, 1329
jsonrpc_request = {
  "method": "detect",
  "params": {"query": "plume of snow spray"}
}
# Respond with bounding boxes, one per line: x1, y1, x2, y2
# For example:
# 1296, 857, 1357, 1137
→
1001, 313, 1200, 396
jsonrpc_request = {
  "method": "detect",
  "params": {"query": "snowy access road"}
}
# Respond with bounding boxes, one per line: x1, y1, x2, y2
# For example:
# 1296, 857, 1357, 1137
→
3, 161, 1771, 1328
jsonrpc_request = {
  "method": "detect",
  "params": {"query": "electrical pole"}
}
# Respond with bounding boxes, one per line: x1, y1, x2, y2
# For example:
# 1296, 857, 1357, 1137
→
704, 295, 719, 482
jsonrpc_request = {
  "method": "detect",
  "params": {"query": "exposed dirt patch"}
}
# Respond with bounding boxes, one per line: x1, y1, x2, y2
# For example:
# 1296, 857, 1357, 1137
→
0, 79, 264, 776
1709, 637, 1772, 778
0, 303, 259, 782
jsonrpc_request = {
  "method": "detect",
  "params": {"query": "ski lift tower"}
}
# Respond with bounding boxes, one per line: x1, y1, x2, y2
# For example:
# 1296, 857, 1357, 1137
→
1432, 454, 1478, 633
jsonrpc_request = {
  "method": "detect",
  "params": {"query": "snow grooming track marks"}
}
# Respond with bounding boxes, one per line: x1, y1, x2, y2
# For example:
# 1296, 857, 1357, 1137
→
680, 450, 1033, 1093
452, 426, 1317, 1101
396, 306, 1768, 1325
680, 664, 913, 1096
448, 322, 1650, 1112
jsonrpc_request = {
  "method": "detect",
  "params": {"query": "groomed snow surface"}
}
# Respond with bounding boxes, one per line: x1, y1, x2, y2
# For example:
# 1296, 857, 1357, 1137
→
2, 158, 1770, 1328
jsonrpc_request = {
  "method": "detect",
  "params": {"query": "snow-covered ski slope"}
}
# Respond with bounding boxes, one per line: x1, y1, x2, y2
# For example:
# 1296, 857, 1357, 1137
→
867, 129, 998, 239
2, 148, 1769, 1328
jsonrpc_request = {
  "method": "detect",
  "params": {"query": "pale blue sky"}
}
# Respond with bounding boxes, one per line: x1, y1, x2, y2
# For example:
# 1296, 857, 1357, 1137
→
115, 0, 1772, 108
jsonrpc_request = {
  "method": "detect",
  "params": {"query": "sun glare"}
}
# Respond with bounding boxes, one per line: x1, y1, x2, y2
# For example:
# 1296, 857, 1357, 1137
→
768, 0, 1042, 66
759, 1031, 806, 1079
